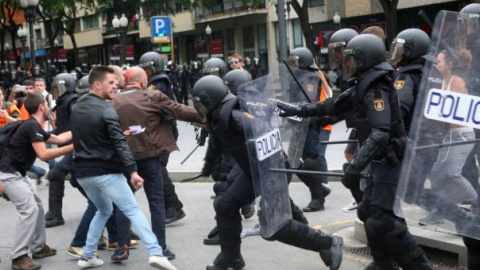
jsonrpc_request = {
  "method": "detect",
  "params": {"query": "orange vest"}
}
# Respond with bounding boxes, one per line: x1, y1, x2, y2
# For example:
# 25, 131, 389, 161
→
319, 86, 333, 132
18, 103, 46, 129
0, 104, 21, 127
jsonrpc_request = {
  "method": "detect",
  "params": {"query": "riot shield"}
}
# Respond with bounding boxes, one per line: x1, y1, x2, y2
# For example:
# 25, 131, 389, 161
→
277, 64, 320, 168
395, 10, 480, 240
237, 74, 292, 238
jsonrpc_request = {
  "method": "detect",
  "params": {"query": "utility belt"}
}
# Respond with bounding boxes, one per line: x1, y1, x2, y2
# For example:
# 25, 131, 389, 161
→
373, 136, 407, 164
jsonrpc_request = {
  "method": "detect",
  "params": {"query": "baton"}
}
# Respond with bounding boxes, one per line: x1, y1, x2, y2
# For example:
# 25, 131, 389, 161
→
321, 140, 357, 145
413, 138, 480, 150
282, 60, 312, 103
418, 9, 434, 29
180, 173, 206, 182
270, 168, 345, 177
180, 144, 199, 165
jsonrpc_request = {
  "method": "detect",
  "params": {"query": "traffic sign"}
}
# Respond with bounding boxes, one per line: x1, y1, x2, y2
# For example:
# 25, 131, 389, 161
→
151, 16, 171, 44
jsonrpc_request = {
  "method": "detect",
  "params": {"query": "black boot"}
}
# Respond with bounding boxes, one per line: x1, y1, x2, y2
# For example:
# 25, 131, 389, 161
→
298, 158, 325, 212
204, 226, 220, 245
290, 199, 308, 224
206, 242, 245, 270
364, 259, 400, 270
403, 255, 435, 270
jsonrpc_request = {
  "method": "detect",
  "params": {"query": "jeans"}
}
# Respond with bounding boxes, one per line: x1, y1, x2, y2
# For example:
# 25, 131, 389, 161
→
318, 130, 331, 184
78, 173, 163, 259
46, 144, 57, 169
70, 197, 118, 247
116, 157, 167, 250
28, 165, 46, 178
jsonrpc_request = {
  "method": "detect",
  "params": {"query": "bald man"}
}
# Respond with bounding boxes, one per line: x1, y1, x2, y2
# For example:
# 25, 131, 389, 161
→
111, 67, 203, 261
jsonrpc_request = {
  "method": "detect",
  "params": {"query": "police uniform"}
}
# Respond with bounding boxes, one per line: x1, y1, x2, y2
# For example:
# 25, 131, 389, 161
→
206, 96, 340, 269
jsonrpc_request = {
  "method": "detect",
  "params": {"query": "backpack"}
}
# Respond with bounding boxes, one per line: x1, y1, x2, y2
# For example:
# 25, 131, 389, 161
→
0, 121, 23, 161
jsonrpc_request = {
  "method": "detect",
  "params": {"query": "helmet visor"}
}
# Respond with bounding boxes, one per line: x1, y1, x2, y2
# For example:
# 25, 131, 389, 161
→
51, 80, 67, 99
328, 41, 346, 70
192, 96, 208, 122
138, 61, 156, 75
388, 38, 405, 62
286, 55, 300, 68
456, 13, 480, 49
342, 49, 357, 80
202, 65, 220, 77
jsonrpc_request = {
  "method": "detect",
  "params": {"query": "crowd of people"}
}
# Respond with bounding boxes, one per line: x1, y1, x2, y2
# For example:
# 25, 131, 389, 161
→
2, 4, 480, 270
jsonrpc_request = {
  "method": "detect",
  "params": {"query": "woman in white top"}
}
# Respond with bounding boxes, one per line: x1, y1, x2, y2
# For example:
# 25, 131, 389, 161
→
421, 49, 478, 225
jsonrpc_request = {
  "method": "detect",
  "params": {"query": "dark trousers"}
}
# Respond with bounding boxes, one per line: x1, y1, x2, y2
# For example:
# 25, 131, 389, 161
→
116, 157, 167, 250
160, 152, 183, 211
48, 152, 74, 217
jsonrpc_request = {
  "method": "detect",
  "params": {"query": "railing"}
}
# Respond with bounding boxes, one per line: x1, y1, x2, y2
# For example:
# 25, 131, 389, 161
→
195, 0, 266, 21
101, 24, 139, 35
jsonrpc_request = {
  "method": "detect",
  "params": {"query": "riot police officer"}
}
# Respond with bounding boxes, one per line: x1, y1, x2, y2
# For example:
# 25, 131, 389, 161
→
192, 75, 343, 270
278, 34, 434, 270
287, 47, 329, 212
328, 28, 358, 92
138, 52, 185, 224
45, 73, 78, 227
202, 57, 229, 78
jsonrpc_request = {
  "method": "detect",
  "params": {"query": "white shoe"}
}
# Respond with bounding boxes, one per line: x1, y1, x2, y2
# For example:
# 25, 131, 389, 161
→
342, 199, 358, 213
78, 257, 104, 269
149, 256, 177, 270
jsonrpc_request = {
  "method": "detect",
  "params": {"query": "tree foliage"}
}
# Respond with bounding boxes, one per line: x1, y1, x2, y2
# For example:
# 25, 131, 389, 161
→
379, 0, 399, 45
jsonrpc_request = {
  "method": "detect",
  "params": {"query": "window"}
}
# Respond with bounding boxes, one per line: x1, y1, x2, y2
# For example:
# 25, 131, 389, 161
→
83, 15, 99, 31
243, 26, 255, 55
292, 19, 303, 48
309, 0, 324, 7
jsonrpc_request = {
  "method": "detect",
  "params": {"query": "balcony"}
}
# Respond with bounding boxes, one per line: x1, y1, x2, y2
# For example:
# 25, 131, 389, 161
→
101, 24, 139, 36
195, 0, 267, 21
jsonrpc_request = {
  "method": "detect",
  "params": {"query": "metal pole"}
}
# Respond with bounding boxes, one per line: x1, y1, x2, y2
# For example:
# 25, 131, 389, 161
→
208, 35, 211, 59
276, 0, 287, 62
120, 29, 126, 65
27, 7, 36, 69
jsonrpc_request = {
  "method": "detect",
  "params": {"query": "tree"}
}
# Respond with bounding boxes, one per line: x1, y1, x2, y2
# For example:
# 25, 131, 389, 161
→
289, 0, 315, 56
37, 0, 66, 71
379, 0, 399, 45
0, 0, 23, 67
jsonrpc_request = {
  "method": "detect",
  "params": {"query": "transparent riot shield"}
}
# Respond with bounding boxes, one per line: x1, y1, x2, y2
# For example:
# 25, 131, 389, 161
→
237, 74, 292, 238
277, 64, 320, 168
395, 10, 480, 240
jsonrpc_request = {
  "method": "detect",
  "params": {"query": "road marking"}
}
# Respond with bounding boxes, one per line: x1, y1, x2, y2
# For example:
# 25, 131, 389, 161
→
312, 219, 354, 230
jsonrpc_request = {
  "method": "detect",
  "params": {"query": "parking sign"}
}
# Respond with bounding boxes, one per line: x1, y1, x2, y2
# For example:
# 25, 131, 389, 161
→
151, 16, 171, 44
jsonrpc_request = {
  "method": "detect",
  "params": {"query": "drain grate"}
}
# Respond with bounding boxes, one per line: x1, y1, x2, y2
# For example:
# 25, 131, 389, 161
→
343, 246, 373, 259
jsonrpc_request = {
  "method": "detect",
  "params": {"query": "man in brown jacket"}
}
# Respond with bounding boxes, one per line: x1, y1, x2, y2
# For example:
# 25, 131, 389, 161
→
111, 67, 203, 261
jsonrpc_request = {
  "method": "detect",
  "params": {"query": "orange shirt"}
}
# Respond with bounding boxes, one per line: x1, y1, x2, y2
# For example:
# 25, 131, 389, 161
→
320, 86, 333, 132
0, 104, 21, 127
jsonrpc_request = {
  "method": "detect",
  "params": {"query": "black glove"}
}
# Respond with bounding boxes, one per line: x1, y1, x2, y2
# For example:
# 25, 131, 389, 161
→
317, 116, 338, 127
276, 100, 302, 117
342, 163, 361, 189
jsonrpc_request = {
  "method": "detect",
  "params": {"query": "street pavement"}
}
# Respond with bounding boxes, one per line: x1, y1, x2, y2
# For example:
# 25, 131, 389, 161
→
5, 119, 462, 269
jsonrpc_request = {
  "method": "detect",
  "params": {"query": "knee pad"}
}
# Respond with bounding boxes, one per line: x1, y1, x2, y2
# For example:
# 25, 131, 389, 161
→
357, 202, 370, 223
213, 181, 229, 196
213, 193, 239, 218
47, 167, 66, 183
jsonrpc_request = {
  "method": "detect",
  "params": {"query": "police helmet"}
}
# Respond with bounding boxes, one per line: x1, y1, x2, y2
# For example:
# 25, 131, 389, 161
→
52, 73, 77, 99
76, 75, 89, 95
458, 3, 480, 49
461, 3, 480, 15
191, 75, 234, 120
328, 28, 359, 70
253, 57, 260, 66
287, 47, 317, 70
223, 69, 252, 95
202, 58, 229, 78
389, 28, 433, 64
342, 34, 392, 80
244, 57, 251, 66
138, 52, 164, 75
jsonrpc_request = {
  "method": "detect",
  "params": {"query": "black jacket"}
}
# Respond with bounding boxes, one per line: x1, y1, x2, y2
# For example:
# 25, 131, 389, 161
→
70, 93, 137, 178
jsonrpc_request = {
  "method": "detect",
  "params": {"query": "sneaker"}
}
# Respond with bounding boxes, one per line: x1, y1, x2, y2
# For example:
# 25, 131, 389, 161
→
97, 235, 107, 250
203, 227, 220, 246
240, 223, 261, 238
148, 256, 177, 270
241, 201, 255, 219
107, 240, 139, 251
303, 200, 325, 212
323, 184, 331, 198
111, 245, 129, 262
12, 254, 41, 270
45, 216, 65, 228
163, 247, 176, 260
67, 246, 99, 259
78, 256, 104, 269
165, 208, 186, 225
419, 211, 445, 226
319, 236, 343, 270
32, 244, 57, 259
342, 199, 358, 213
45, 211, 55, 221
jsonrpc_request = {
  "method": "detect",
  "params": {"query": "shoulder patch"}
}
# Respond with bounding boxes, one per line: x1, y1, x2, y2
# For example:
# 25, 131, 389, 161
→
148, 84, 156, 91
394, 80, 405, 90
374, 99, 384, 111
243, 112, 255, 119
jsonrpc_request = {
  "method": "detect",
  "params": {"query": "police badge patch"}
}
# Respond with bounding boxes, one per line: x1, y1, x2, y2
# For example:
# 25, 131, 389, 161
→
374, 100, 384, 111
148, 84, 156, 91
243, 112, 255, 119
394, 80, 405, 90
307, 84, 314, 93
